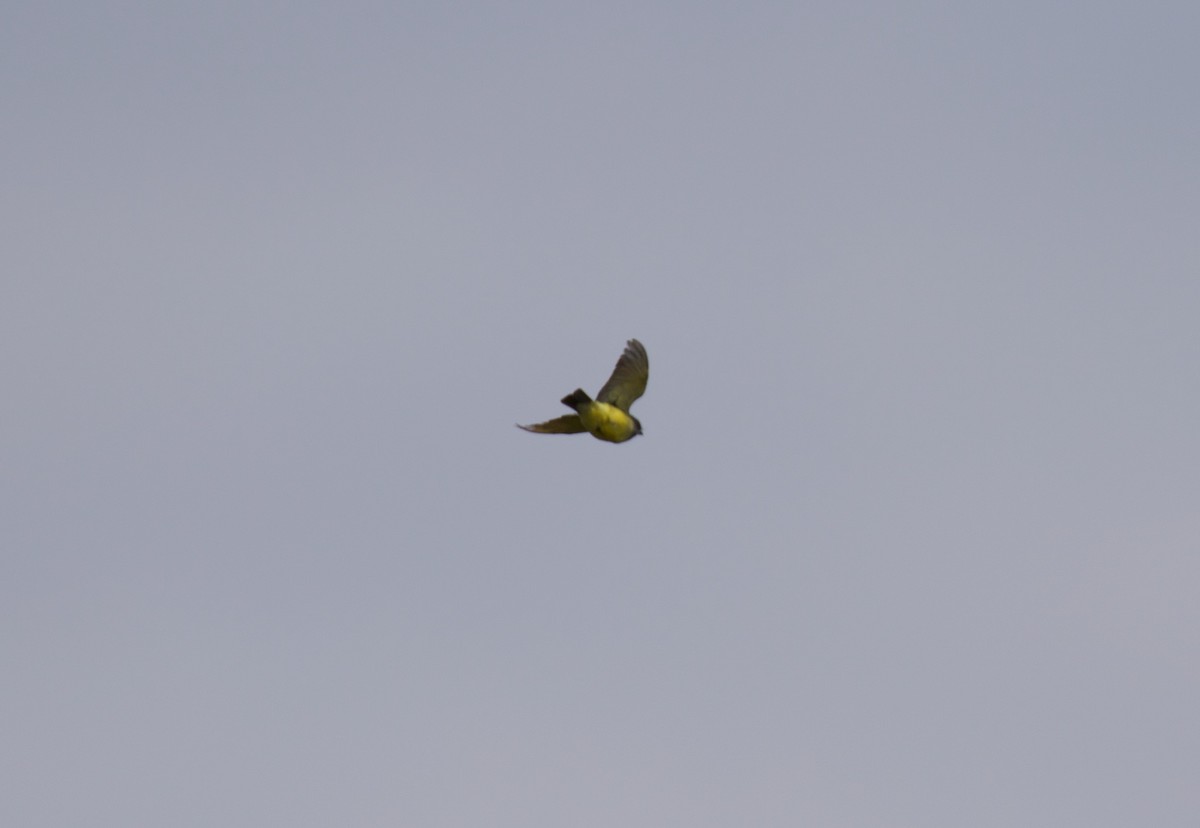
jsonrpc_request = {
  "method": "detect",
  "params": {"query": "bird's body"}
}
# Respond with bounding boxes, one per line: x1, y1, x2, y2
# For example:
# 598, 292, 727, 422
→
563, 391, 641, 443
518, 339, 649, 444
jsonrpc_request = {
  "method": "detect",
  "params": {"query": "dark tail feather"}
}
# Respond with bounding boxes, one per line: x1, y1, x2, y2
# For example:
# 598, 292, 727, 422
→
561, 389, 591, 410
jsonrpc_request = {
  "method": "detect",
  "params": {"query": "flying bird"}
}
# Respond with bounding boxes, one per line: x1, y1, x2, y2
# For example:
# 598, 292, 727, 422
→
518, 339, 649, 443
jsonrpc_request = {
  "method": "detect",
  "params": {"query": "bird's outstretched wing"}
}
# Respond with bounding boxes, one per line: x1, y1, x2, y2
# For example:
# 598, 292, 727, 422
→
596, 339, 649, 412
517, 415, 586, 434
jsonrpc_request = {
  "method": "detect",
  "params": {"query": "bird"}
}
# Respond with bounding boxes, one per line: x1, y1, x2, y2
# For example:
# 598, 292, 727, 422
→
517, 339, 649, 443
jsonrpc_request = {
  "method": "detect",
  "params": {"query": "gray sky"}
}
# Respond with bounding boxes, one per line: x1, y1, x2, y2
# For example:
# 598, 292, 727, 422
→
4, 2, 1198, 825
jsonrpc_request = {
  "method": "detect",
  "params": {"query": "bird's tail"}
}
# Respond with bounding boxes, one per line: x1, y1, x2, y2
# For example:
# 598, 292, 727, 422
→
561, 389, 592, 410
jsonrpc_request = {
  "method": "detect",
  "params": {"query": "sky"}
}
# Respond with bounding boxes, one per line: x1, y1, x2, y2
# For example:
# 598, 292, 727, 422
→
3, 2, 1199, 825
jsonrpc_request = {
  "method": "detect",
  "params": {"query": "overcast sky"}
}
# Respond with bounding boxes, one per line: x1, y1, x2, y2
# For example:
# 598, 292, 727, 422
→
4, 3, 1199, 826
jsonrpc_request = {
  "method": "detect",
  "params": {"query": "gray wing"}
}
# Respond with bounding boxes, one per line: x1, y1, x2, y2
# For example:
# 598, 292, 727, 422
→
517, 414, 586, 434
596, 339, 649, 412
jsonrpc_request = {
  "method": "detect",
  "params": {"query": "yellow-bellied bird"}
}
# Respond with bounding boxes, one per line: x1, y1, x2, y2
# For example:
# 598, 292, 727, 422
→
518, 339, 649, 443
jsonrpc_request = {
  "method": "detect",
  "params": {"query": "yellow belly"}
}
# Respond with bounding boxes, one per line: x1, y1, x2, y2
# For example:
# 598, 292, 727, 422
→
578, 402, 638, 443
